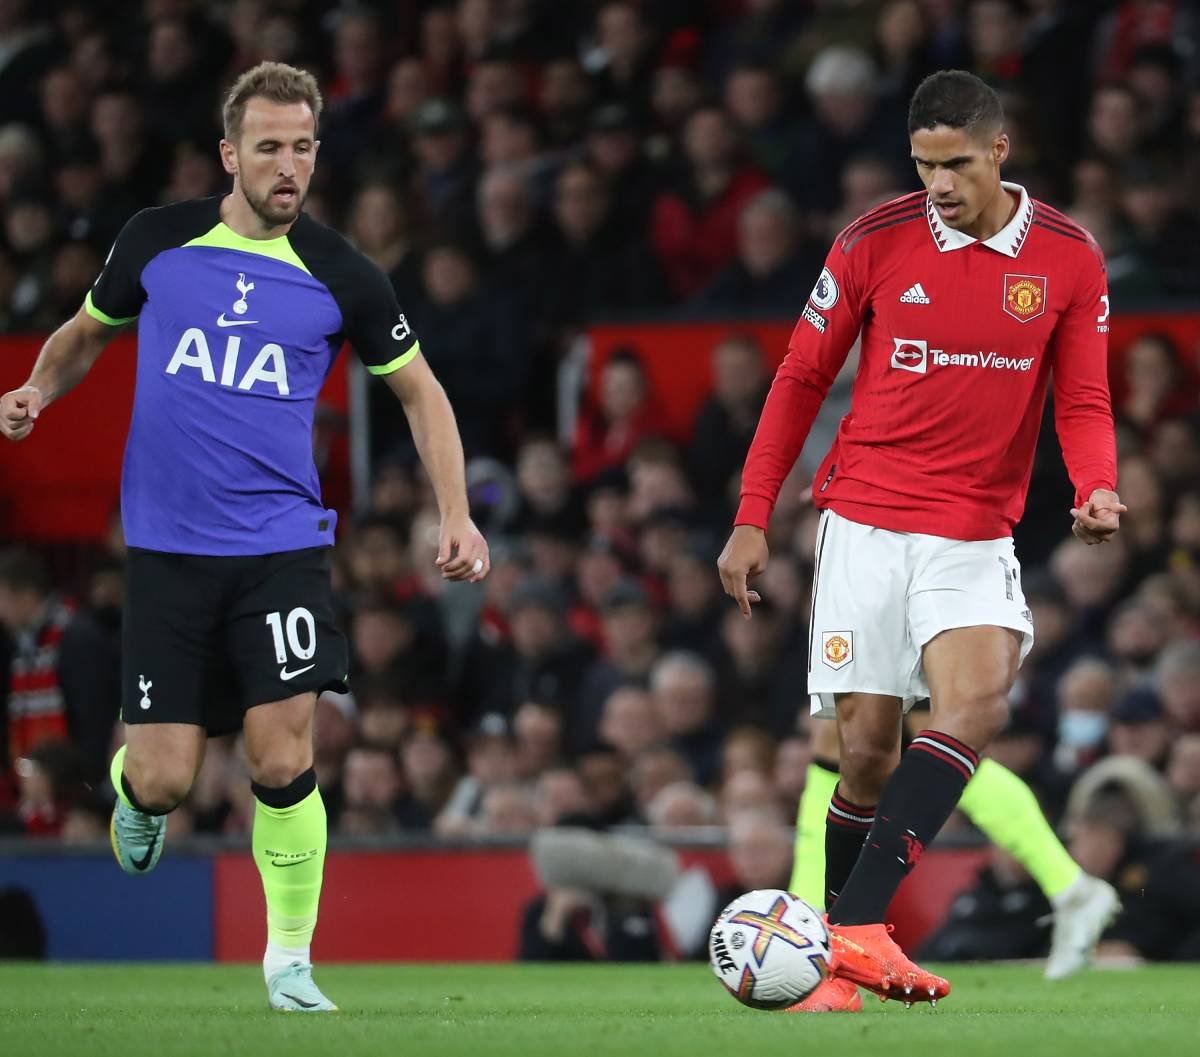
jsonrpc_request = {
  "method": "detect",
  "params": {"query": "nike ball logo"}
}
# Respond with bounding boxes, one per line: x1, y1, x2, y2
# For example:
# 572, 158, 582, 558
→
216, 314, 259, 327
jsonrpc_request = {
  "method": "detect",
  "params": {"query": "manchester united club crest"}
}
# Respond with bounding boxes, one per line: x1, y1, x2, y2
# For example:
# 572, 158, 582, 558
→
1003, 274, 1047, 323
821, 631, 853, 671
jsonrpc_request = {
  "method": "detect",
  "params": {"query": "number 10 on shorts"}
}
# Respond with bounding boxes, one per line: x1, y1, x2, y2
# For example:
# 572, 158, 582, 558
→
265, 607, 317, 668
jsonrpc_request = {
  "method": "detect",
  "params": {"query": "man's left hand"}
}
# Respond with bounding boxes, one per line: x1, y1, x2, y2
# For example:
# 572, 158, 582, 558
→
1071, 488, 1126, 545
436, 512, 490, 581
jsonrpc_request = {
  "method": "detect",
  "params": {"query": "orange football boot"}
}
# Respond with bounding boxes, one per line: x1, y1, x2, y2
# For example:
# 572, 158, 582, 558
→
826, 922, 950, 1007
780, 976, 863, 1013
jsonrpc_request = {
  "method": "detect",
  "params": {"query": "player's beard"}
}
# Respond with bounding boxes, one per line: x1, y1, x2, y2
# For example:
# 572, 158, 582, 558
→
244, 181, 307, 228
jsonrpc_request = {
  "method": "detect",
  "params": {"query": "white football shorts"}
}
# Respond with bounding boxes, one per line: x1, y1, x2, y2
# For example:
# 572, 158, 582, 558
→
807, 509, 1035, 717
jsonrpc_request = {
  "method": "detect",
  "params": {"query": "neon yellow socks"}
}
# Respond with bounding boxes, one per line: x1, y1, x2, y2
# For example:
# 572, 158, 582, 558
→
787, 755, 1080, 910
958, 757, 1080, 899
252, 782, 327, 961
789, 760, 839, 909
110, 745, 132, 808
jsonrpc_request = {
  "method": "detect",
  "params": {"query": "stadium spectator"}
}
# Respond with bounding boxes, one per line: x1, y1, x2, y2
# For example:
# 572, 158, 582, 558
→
574, 580, 663, 754
629, 745, 693, 818
691, 188, 821, 315
1052, 658, 1118, 780
513, 700, 566, 780
540, 57, 593, 149
790, 45, 910, 213
338, 743, 430, 834
590, 2, 657, 122
532, 765, 589, 828
345, 181, 421, 303
407, 240, 529, 458
597, 686, 661, 763
648, 651, 724, 786
688, 333, 770, 513
717, 769, 782, 824
400, 725, 460, 822
714, 601, 807, 738
408, 98, 476, 233
571, 349, 662, 483
645, 780, 718, 828
651, 105, 769, 298
1156, 641, 1200, 733
0, 549, 118, 785
542, 161, 666, 334
461, 575, 592, 721
435, 713, 519, 836
583, 102, 658, 230
1108, 687, 1171, 770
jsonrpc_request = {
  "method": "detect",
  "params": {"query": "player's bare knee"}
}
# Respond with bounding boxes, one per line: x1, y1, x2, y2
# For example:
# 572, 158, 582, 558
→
839, 741, 898, 801
934, 692, 1009, 750
126, 769, 192, 813
248, 750, 311, 790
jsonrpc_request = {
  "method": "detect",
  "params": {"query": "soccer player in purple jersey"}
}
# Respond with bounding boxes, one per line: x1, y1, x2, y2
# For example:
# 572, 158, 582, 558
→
0, 63, 488, 1012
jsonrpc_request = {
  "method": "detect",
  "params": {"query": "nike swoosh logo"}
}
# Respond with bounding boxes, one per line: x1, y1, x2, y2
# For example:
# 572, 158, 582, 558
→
280, 664, 315, 681
131, 828, 160, 871
271, 855, 316, 868
280, 992, 319, 1009
216, 314, 259, 327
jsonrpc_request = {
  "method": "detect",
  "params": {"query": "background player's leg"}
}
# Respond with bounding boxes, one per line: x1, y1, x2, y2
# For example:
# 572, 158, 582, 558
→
959, 758, 1080, 898
958, 757, 1119, 978
829, 626, 1018, 926
242, 692, 334, 1010
789, 718, 839, 907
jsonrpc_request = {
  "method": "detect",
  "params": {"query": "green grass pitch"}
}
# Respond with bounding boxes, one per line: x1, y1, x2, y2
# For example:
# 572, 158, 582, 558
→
1, 962, 1196, 1057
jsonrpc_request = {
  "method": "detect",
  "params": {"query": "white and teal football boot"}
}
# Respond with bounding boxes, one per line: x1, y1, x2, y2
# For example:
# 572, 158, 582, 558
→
267, 962, 339, 1013
109, 798, 166, 875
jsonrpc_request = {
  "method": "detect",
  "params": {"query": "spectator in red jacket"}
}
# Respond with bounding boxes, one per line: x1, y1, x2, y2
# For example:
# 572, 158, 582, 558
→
651, 104, 768, 298
572, 348, 663, 483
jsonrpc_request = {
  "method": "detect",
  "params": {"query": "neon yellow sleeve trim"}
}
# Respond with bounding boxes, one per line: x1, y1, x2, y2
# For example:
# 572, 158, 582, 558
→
366, 341, 420, 376
84, 291, 137, 327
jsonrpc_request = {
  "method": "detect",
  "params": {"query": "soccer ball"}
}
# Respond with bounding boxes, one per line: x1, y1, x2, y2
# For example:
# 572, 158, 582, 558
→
708, 890, 831, 1010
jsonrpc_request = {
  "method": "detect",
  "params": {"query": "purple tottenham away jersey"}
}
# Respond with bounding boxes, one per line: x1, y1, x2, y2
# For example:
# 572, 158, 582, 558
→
86, 198, 419, 556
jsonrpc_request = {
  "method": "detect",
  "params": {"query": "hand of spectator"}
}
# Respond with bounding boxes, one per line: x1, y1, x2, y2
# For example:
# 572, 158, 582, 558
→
717, 524, 767, 618
1071, 489, 1126, 545
1, 386, 42, 441
435, 511, 490, 582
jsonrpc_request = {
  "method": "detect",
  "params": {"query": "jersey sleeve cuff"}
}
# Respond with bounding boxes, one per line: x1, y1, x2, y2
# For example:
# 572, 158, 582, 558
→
734, 494, 774, 530
84, 291, 137, 327
365, 341, 420, 376
1075, 480, 1116, 506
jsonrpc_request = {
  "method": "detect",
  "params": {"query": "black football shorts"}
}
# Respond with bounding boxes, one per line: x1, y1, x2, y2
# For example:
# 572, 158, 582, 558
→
122, 546, 349, 735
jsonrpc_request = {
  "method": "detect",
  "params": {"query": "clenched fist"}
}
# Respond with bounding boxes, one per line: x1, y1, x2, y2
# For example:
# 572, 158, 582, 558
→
1, 386, 42, 441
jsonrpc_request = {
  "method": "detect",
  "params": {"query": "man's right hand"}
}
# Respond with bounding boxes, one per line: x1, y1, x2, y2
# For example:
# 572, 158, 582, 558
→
1, 386, 42, 441
717, 524, 768, 618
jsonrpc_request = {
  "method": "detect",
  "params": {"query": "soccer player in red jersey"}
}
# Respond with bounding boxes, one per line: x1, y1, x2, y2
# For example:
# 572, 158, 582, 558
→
718, 71, 1125, 1007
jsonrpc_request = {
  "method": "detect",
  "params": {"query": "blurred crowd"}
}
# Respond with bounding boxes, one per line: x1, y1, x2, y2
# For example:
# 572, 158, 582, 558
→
4, 2, 1200, 444
3, 0, 1200, 961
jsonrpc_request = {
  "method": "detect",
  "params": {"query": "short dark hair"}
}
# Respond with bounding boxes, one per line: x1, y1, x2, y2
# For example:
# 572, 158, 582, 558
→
0, 547, 52, 596
222, 61, 323, 142
907, 70, 1003, 138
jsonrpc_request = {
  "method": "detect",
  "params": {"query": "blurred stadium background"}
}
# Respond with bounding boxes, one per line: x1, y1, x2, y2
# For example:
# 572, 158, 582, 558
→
1, 0, 1199, 966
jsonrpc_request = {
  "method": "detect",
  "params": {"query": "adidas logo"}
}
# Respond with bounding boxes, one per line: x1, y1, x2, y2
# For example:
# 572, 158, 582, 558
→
900, 282, 931, 305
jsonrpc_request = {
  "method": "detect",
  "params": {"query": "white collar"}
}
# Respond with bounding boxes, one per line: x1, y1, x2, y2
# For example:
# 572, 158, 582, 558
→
926, 181, 1033, 258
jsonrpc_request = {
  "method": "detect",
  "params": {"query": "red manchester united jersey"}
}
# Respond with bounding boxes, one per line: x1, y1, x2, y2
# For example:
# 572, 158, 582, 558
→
736, 182, 1116, 541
